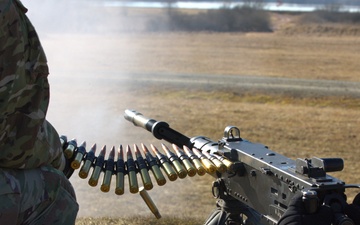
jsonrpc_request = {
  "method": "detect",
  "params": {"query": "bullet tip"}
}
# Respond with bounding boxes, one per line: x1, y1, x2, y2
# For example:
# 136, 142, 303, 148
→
141, 143, 149, 153
126, 145, 133, 157
109, 147, 115, 157
100, 145, 107, 155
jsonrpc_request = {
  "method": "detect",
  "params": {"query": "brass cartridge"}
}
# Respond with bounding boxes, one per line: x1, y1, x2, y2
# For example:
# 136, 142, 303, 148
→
126, 145, 139, 193
60, 135, 67, 149
115, 145, 125, 195
79, 143, 96, 179
192, 148, 216, 174
64, 138, 77, 159
202, 151, 227, 173
88, 145, 106, 187
213, 154, 233, 170
139, 187, 161, 219
151, 144, 177, 181
71, 141, 86, 170
134, 144, 153, 190
161, 143, 187, 179
101, 146, 115, 192
141, 144, 166, 186
183, 145, 206, 176
172, 144, 196, 177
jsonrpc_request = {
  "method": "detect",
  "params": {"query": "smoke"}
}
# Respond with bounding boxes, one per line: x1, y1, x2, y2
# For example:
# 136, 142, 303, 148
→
22, 0, 142, 34
19, 0, 169, 218
20, 0, 147, 143
18, 1, 216, 219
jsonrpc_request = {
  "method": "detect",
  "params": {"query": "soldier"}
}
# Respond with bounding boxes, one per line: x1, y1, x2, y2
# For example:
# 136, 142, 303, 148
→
0, 0, 78, 224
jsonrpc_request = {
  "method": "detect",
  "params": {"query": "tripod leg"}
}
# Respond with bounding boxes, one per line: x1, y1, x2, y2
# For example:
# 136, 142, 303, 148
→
204, 199, 244, 225
205, 179, 264, 225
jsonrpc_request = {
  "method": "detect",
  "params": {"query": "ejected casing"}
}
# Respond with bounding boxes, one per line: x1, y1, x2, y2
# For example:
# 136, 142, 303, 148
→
101, 146, 115, 192
141, 144, 166, 186
134, 144, 153, 190
202, 151, 227, 173
60, 135, 67, 149
126, 145, 139, 193
151, 144, 177, 181
115, 145, 125, 195
192, 148, 216, 174
79, 143, 97, 179
161, 143, 187, 179
183, 145, 206, 176
64, 139, 77, 159
172, 144, 196, 177
213, 154, 233, 171
71, 141, 86, 169
88, 146, 106, 187
139, 187, 161, 219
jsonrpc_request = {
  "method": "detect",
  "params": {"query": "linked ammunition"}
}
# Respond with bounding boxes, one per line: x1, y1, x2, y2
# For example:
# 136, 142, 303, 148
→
60, 135, 67, 149
151, 144, 177, 181
213, 154, 233, 171
115, 145, 125, 195
141, 143, 166, 186
183, 145, 206, 176
202, 151, 227, 173
64, 138, 77, 159
172, 144, 196, 177
192, 148, 216, 174
71, 141, 86, 170
161, 143, 187, 179
126, 145, 139, 193
79, 143, 97, 179
134, 144, 153, 190
101, 146, 115, 192
139, 187, 161, 219
88, 145, 106, 187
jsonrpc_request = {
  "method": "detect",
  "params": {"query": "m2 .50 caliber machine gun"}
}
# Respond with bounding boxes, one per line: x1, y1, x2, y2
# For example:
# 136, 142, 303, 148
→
124, 109, 360, 225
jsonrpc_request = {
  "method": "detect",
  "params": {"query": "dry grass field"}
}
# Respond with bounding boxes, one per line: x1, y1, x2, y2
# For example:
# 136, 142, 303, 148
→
59, 7, 360, 225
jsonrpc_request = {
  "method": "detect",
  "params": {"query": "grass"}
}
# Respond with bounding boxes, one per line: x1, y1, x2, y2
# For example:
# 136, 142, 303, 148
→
76, 216, 203, 225
109, 32, 360, 82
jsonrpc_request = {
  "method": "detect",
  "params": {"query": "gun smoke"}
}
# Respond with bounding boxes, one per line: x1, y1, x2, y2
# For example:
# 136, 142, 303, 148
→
21, 0, 198, 219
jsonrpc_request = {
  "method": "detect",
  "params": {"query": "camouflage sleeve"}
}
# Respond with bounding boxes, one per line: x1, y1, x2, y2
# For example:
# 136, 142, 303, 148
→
0, 0, 65, 170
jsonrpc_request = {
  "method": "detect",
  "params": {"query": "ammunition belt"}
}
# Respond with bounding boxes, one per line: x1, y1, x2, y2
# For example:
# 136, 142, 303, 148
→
60, 135, 233, 195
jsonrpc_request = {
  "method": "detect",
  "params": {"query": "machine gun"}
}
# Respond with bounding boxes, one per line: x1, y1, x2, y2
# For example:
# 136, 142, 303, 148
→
124, 109, 360, 225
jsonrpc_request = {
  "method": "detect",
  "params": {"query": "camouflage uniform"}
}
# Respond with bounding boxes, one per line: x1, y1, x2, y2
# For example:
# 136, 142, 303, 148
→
0, 0, 78, 224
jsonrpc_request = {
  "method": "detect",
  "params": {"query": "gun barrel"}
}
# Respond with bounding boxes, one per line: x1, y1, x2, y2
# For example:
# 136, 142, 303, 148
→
124, 109, 192, 148
124, 109, 157, 132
